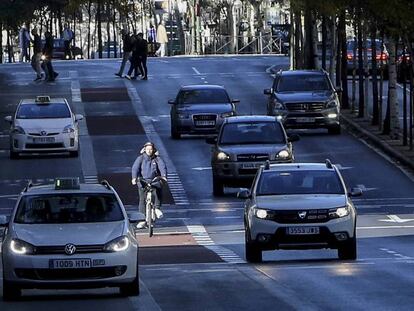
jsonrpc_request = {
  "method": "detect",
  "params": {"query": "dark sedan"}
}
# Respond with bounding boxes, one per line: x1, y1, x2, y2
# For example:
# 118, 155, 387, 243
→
206, 115, 299, 196
169, 85, 239, 139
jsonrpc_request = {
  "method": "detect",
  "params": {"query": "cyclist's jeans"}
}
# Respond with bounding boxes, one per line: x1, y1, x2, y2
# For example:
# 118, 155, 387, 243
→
138, 186, 161, 215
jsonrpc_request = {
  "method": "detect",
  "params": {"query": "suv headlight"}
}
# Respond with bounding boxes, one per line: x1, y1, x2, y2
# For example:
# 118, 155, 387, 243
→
10, 239, 35, 255
63, 125, 75, 133
216, 151, 230, 161
11, 126, 25, 135
104, 236, 130, 252
276, 149, 290, 159
272, 99, 285, 110
329, 206, 350, 219
221, 111, 234, 118
326, 100, 339, 109
254, 208, 272, 219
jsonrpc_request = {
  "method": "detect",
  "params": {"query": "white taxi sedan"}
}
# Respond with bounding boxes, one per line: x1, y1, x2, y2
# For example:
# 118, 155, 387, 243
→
0, 178, 143, 300
4, 96, 83, 159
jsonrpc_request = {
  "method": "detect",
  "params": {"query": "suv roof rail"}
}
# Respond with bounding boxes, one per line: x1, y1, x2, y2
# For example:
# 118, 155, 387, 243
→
264, 160, 270, 170
100, 179, 111, 190
23, 180, 33, 192
325, 159, 333, 169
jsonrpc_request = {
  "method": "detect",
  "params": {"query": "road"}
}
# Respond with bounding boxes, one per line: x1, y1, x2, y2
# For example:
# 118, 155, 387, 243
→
0, 55, 414, 310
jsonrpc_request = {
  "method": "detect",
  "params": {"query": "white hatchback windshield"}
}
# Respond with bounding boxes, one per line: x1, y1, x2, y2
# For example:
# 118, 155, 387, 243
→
17, 103, 71, 119
14, 194, 124, 224
257, 170, 344, 195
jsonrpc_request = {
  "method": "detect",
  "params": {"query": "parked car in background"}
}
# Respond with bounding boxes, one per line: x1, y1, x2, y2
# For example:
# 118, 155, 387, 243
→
346, 39, 388, 76
169, 85, 239, 139
264, 70, 341, 135
41, 38, 83, 60
91, 41, 122, 59
396, 50, 412, 82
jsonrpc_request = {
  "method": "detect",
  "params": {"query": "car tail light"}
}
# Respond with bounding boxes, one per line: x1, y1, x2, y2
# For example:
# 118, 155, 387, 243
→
347, 53, 353, 61
376, 53, 388, 61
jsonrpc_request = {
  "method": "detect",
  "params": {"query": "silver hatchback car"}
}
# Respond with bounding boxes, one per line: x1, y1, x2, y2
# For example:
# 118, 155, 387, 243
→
169, 85, 239, 139
0, 178, 143, 300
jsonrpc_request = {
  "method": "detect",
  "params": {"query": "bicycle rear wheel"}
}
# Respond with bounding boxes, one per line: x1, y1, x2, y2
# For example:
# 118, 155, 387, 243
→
147, 204, 153, 237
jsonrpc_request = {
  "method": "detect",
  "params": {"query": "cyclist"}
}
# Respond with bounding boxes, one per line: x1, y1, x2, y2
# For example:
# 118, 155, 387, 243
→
131, 142, 167, 227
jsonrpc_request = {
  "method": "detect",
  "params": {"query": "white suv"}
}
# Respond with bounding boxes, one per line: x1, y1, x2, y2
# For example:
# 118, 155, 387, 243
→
239, 160, 362, 263
4, 96, 83, 158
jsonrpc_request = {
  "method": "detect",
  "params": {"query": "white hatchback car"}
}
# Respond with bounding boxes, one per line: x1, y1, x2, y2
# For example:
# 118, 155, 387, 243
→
0, 178, 144, 300
240, 160, 362, 263
4, 96, 83, 158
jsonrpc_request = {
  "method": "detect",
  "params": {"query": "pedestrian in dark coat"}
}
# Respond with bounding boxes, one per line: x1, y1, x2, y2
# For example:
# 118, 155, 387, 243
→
136, 33, 148, 80
115, 29, 133, 77
125, 34, 142, 80
42, 32, 58, 82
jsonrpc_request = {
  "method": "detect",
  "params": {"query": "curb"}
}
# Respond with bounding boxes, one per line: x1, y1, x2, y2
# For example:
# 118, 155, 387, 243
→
340, 113, 414, 171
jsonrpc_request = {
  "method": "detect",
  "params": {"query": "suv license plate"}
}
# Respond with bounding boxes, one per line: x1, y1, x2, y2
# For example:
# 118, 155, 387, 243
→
296, 117, 315, 123
286, 227, 320, 235
195, 121, 215, 126
241, 163, 262, 169
49, 259, 91, 269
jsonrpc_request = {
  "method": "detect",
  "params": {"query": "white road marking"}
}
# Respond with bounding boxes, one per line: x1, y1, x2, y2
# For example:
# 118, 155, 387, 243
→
356, 184, 378, 192
192, 167, 211, 171
192, 67, 201, 75
378, 215, 414, 223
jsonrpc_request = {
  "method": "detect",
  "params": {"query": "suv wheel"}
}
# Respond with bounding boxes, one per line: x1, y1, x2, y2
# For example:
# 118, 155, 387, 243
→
338, 236, 357, 260
3, 279, 21, 301
328, 125, 341, 135
212, 175, 224, 196
171, 123, 181, 139
245, 227, 262, 263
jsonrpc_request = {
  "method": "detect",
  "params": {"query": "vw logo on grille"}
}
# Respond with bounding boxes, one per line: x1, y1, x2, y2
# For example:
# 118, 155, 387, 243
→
40, 131, 47, 136
298, 211, 307, 219
302, 104, 309, 110
64, 244, 76, 255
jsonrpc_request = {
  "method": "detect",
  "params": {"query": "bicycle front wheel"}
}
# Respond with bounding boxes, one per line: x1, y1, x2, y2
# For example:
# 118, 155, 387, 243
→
147, 204, 153, 237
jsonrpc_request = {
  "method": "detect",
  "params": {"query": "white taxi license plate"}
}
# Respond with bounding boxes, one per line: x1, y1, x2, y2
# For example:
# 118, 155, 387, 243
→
33, 137, 55, 143
296, 117, 315, 123
241, 163, 262, 169
286, 227, 320, 235
49, 258, 92, 269
195, 121, 215, 126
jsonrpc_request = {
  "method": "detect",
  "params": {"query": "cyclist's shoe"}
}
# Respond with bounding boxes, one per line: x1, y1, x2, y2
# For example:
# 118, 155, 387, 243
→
136, 221, 147, 229
155, 208, 163, 219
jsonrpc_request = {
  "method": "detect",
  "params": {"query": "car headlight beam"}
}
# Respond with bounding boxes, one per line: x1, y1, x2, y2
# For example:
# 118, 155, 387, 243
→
329, 206, 350, 218
255, 208, 269, 219
276, 150, 290, 159
216, 151, 230, 161
10, 239, 34, 255
104, 236, 130, 252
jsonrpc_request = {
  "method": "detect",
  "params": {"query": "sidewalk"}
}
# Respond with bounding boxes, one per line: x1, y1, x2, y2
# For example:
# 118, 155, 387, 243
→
340, 109, 414, 171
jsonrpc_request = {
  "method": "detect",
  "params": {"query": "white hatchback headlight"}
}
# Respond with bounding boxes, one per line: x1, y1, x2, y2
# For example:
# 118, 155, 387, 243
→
63, 124, 75, 133
10, 239, 35, 255
276, 150, 290, 159
255, 208, 269, 219
104, 236, 130, 252
329, 206, 350, 218
11, 126, 25, 135
216, 151, 230, 161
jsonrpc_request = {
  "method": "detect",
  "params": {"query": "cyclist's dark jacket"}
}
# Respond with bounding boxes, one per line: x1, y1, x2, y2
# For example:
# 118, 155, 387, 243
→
131, 153, 167, 187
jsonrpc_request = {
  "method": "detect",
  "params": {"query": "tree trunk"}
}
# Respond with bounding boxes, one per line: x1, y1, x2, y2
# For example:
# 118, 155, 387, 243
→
357, 16, 364, 117
289, 10, 295, 69
87, 1, 92, 58
112, 1, 117, 58
0, 22, 3, 63
106, 3, 111, 58
336, 15, 341, 87
363, 22, 369, 119
303, 6, 314, 69
388, 38, 400, 139
294, 9, 303, 69
321, 15, 327, 70
57, 8, 63, 37
339, 11, 349, 109
371, 26, 379, 125
328, 16, 336, 82
97, 0, 103, 59
6, 27, 12, 63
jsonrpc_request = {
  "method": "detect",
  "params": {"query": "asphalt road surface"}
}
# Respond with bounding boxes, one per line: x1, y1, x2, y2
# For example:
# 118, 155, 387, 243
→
0, 56, 414, 310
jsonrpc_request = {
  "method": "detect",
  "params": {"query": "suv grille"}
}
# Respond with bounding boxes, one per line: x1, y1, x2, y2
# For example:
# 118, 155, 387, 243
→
286, 102, 326, 111
269, 209, 330, 224
237, 154, 269, 161
193, 114, 216, 121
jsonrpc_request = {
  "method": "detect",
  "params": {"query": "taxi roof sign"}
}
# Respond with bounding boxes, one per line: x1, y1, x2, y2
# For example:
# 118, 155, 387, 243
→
35, 96, 51, 103
55, 177, 80, 190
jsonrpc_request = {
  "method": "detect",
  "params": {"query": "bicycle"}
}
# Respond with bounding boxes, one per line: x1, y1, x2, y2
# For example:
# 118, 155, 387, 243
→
138, 176, 164, 237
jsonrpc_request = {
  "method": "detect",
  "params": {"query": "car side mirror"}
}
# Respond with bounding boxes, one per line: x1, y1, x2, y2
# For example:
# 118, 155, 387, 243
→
4, 116, 12, 123
0, 215, 8, 226
127, 211, 146, 223
231, 99, 240, 104
168, 99, 176, 105
75, 114, 84, 122
287, 133, 300, 142
349, 187, 362, 197
205, 136, 217, 144
263, 88, 272, 95
237, 189, 251, 199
